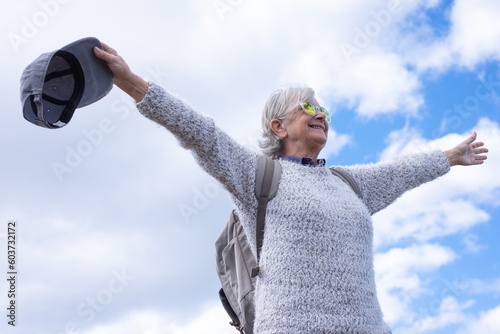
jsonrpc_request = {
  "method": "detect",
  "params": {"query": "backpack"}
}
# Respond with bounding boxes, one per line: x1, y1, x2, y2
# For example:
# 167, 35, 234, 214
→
215, 156, 362, 334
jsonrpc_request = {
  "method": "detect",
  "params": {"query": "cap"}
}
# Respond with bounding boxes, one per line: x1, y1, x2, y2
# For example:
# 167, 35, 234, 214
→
20, 37, 113, 129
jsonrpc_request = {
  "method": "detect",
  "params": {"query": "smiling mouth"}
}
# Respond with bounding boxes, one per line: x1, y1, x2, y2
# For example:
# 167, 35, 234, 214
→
309, 125, 324, 131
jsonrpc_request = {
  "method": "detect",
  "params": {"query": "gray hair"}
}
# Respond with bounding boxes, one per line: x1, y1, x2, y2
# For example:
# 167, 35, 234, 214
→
259, 83, 315, 158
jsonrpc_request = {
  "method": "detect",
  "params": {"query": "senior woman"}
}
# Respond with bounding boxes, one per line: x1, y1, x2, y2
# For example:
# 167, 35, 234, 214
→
94, 44, 487, 333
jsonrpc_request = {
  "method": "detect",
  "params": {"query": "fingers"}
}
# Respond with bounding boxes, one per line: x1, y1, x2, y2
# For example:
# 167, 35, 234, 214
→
471, 141, 485, 149
93, 46, 108, 60
93, 46, 118, 63
101, 42, 118, 56
473, 147, 488, 154
93, 41, 120, 61
464, 131, 477, 145
472, 144, 488, 165
474, 155, 487, 164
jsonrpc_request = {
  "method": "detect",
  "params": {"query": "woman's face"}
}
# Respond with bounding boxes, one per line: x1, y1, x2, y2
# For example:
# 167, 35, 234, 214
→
282, 97, 329, 153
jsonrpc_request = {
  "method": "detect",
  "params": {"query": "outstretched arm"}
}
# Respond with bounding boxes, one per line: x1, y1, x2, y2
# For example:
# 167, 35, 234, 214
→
444, 132, 488, 166
93, 43, 149, 102
94, 42, 260, 209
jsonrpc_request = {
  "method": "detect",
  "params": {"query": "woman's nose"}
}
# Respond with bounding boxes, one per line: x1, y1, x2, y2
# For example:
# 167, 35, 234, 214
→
315, 110, 326, 121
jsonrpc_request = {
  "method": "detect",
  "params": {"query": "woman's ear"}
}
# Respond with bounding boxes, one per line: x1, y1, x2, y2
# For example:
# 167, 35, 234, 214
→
270, 119, 287, 139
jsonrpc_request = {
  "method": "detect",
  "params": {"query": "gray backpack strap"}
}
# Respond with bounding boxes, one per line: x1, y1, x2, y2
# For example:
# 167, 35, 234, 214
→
252, 156, 281, 277
329, 167, 362, 199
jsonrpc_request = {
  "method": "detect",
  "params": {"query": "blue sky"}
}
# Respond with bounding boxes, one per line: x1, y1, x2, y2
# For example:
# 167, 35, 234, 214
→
1, 0, 499, 333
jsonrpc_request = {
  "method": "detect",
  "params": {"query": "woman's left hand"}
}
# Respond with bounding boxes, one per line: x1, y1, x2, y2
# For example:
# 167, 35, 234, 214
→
445, 132, 488, 166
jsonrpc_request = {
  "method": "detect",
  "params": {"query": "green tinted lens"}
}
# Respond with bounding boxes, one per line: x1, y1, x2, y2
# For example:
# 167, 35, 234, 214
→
320, 107, 331, 123
300, 102, 330, 123
301, 102, 316, 115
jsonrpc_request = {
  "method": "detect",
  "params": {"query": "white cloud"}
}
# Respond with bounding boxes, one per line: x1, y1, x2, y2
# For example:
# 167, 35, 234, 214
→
405, 0, 500, 72
375, 243, 457, 324
397, 298, 500, 334
462, 234, 487, 254
459, 305, 500, 334
80, 303, 235, 334
379, 123, 428, 161
458, 278, 500, 297
195, 0, 430, 118
374, 197, 490, 246
448, 0, 500, 68
330, 53, 424, 117
322, 128, 352, 158
400, 298, 500, 334
373, 118, 500, 247
397, 297, 474, 334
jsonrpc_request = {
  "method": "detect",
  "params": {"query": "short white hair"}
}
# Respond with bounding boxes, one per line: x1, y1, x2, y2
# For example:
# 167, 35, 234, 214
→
259, 83, 315, 158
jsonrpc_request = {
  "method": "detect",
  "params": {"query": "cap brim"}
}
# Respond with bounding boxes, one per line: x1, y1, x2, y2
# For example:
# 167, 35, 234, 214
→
61, 37, 113, 108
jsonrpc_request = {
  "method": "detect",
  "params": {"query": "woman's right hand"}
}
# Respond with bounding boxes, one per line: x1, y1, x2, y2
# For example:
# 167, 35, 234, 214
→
94, 42, 149, 102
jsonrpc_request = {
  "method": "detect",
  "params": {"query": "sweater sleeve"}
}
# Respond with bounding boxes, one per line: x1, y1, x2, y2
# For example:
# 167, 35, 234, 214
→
342, 150, 451, 215
136, 82, 258, 206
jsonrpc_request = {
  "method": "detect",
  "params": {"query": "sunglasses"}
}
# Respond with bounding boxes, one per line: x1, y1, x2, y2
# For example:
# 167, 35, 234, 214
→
299, 101, 331, 123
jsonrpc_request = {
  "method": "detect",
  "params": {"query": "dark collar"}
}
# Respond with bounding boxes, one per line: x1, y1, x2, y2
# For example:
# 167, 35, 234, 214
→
278, 155, 326, 167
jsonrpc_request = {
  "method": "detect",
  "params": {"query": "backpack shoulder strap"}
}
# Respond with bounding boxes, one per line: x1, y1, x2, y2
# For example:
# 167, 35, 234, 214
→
255, 156, 281, 202
329, 166, 362, 199
252, 156, 281, 277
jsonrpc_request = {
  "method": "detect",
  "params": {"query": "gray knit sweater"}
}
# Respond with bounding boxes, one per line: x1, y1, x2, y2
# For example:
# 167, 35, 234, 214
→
136, 83, 451, 333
